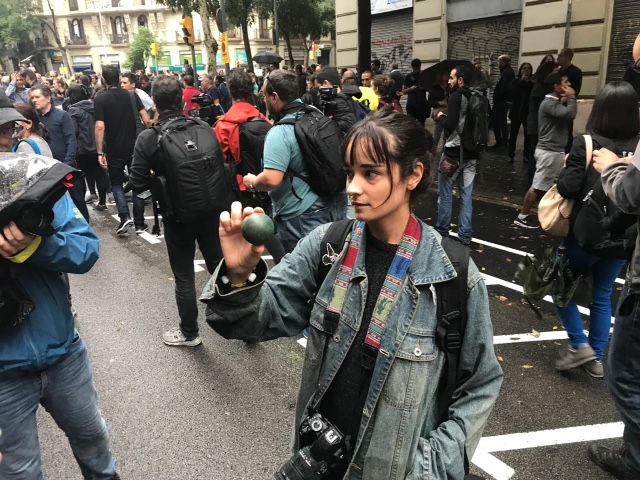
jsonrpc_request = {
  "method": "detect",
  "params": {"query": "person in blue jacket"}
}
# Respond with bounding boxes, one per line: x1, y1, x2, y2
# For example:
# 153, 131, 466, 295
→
0, 193, 120, 480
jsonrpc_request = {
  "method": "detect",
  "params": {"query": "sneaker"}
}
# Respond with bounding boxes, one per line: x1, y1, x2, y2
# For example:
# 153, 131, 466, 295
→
85, 193, 98, 204
93, 203, 108, 211
513, 214, 540, 229
507, 157, 514, 164
303, 328, 309, 339
162, 327, 202, 347
135, 223, 148, 234
555, 343, 597, 371
583, 359, 605, 378
459, 238, 472, 246
588, 443, 640, 479
116, 218, 133, 235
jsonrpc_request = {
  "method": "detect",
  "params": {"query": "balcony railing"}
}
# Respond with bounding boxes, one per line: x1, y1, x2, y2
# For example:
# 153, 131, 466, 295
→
255, 28, 271, 40
85, 0, 158, 9
66, 35, 90, 46
110, 33, 129, 44
175, 30, 202, 43
17, 38, 54, 53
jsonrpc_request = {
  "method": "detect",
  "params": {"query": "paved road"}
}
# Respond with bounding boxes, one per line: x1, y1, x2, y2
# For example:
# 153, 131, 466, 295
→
37, 197, 625, 480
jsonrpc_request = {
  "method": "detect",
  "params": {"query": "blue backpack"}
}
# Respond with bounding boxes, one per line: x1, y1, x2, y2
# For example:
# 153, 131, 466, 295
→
11, 138, 41, 155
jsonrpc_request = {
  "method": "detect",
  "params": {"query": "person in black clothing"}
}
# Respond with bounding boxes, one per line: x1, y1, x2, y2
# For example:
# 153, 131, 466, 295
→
508, 62, 533, 164
489, 54, 515, 149
623, 61, 640, 101
370, 59, 382, 76
525, 60, 559, 184
435, 64, 479, 245
130, 75, 224, 348
316, 66, 356, 133
183, 59, 194, 78
557, 48, 583, 152
388, 63, 404, 102
295, 64, 308, 96
403, 58, 428, 124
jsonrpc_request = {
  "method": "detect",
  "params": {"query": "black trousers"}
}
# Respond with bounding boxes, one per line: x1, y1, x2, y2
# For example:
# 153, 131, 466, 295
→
163, 217, 222, 338
76, 153, 109, 205
508, 117, 531, 160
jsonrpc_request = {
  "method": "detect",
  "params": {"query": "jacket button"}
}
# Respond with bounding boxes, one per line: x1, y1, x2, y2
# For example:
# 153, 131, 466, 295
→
333, 334, 340, 342
414, 348, 422, 357
363, 407, 368, 416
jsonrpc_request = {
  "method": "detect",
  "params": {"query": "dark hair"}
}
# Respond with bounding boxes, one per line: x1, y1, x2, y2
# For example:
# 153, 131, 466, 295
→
183, 74, 194, 86
545, 73, 565, 88
215, 75, 225, 84
371, 75, 394, 97
586, 81, 640, 139
13, 102, 50, 143
342, 110, 433, 205
517, 62, 533, 78
139, 74, 150, 83
151, 75, 182, 111
264, 70, 299, 103
533, 61, 559, 83
410, 58, 421, 69
121, 72, 138, 88
539, 54, 555, 66
102, 66, 120, 86
228, 68, 253, 100
361, 70, 373, 77
29, 85, 54, 104
78, 75, 91, 88
371, 59, 381, 68
20, 69, 36, 82
67, 83, 90, 105
454, 65, 474, 85
559, 47, 574, 60
317, 66, 341, 87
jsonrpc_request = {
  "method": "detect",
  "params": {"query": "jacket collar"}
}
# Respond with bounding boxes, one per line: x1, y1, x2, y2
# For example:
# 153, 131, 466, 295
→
348, 219, 457, 285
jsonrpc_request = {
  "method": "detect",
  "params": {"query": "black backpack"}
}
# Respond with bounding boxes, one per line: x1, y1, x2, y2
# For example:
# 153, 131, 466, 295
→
461, 88, 490, 153
152, 116, 235, 223
277, 104, 346, 197
231, 117, 272, 176
317, 220, 477, 477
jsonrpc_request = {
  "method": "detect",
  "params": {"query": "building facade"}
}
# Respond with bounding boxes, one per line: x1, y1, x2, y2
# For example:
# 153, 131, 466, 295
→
337, 0, 636, 99
2, 0, 334, 75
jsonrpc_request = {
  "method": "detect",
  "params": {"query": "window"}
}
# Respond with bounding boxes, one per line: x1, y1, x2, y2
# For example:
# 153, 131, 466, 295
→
69, 0, 78, 11
71, 18, 84, 38
113, 16, 125, 35
138, 15, 148, 28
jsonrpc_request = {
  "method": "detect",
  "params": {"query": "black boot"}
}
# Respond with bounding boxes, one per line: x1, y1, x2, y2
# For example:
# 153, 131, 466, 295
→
588, 443, 640, 479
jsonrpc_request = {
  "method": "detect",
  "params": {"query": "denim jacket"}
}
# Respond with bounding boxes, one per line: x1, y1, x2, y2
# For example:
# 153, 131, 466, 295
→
201, 221, 503, 479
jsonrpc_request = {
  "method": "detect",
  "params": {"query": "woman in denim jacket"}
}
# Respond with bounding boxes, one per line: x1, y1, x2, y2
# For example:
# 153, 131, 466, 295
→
202, 111, 503, 480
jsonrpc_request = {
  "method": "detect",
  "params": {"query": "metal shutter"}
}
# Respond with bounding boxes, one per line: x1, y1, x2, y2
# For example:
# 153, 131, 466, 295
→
447, 14, 522, 89
371, 10, 414, 74
606, 0, 638, 83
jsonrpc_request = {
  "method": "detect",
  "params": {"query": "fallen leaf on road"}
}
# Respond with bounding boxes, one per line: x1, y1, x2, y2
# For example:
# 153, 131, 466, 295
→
450, 223, 457, 227
502, 197, 508, 200
481, 267, 486, 271
519, 236, 530, 239
168, 277, 174, 281
522, 365, 534, 369
120, 321, 125, 326
498, 295, 509, 304
552, 326, 558, 330
505, 258, 512, 263
510, 337, 521, 341
530, 329, 540, 338
498, 356, 504, 362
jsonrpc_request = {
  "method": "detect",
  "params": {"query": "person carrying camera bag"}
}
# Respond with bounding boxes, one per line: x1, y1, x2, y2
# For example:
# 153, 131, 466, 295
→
202, 111, 503, 480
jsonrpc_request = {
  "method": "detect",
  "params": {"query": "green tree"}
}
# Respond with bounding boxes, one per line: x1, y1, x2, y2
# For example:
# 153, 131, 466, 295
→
0, 0, 40, 71
123, 27, 163, 71
40, 0, 73, 75
225, 0, 257, 72
154, 0, 220, 74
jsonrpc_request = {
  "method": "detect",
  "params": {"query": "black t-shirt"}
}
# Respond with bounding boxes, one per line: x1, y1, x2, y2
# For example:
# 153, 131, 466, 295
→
94, 86, 145, 158
404, 72, 426, 107
319, 228, 398, 478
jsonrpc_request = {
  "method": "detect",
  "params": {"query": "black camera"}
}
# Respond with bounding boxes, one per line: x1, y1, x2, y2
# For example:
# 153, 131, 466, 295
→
318, 86, 338, 117
189, 94, 224, 125
275, 411, 346, 480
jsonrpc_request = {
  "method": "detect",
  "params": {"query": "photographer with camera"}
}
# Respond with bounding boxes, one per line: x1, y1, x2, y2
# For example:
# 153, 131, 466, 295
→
0, 151, 119, 476
203, 111, 503, 480
130, 75, 233, 347
316, 67, 356, 134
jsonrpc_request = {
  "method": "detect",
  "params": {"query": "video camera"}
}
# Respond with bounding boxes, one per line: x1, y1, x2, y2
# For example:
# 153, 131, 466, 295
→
189, 94, 224, 125
318, 86, 338, 117
275, 410, 346, 480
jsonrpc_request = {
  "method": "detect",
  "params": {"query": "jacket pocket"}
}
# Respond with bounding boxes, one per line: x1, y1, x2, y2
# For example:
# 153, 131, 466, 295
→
382, 332, 437, 411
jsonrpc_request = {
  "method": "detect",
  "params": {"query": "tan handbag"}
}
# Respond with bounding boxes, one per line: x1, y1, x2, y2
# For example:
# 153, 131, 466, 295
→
538, 135, 593, 236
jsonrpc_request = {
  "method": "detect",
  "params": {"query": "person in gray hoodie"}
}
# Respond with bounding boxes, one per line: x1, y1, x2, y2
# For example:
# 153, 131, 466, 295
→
590, 141, 640, 480
68, 84, 109, 210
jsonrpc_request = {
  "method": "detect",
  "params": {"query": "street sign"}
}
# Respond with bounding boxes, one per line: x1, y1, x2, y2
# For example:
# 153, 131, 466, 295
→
220, 32, 230, 64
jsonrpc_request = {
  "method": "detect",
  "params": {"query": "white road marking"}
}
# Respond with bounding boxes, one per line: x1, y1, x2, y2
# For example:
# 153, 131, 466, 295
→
473, 422, 624, 480
138, 231, 162, 244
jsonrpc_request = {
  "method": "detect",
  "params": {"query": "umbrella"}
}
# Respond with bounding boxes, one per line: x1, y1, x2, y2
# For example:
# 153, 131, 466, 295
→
515, 245, 592, 308
252, 51, 283, 65
418, 59, 474, 90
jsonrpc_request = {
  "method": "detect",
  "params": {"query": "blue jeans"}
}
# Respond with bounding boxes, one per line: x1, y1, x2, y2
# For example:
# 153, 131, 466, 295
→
553, 235, 625, 359
436, 158, 476, 243
276, 194, 348, 253
108, 156, 144, 225
608, 283, 640, 471
0, 334, 117, 479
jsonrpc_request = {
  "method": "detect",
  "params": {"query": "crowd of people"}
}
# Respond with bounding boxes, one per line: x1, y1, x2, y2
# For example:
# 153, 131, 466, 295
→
0, 33, 640, 480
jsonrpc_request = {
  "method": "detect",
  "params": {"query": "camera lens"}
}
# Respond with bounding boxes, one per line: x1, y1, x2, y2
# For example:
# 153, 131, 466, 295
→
310, 418, 324, 432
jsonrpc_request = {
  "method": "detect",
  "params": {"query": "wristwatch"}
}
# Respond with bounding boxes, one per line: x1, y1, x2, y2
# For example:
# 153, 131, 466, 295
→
98, 153, 105, 157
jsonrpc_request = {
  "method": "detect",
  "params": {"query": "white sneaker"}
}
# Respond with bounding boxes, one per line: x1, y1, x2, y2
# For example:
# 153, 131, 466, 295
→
162, 327, 202, 347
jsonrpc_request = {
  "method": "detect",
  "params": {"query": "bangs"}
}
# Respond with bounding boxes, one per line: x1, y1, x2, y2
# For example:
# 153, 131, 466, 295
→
343, 120, 394, 168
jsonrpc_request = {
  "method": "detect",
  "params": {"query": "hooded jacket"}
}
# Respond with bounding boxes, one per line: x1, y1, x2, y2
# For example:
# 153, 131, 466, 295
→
68, 100, 97, 155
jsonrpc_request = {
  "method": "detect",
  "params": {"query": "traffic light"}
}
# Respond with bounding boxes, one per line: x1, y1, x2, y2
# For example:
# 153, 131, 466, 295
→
150, 42, 158, 56
180, 16, 194, 45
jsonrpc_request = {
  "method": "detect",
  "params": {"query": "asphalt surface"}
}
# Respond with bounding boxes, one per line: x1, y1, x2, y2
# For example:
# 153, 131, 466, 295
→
36, 196, 626, 480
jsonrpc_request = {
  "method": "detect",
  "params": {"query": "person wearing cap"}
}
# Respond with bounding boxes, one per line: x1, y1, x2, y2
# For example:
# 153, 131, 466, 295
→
0, 90, 26, 152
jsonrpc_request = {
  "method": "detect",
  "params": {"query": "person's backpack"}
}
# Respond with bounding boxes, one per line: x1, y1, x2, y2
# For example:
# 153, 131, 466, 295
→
277, 104, 346, 197
350, 98, 371, 121
461, 88, 490, 153
316, 220, 478, 478
219, 82, 232, 113
152, 116, 235, 223
11, 138, 41, 155
229, 117, 272, 176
